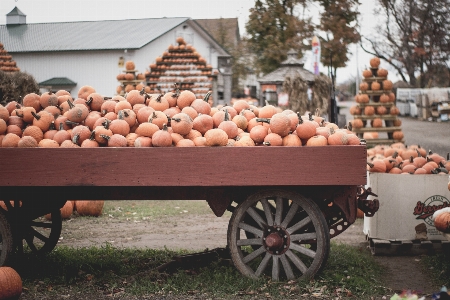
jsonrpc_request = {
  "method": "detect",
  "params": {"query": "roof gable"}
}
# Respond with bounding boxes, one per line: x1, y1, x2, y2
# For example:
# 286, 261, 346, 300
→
0, 17, 189, 52
194, 18, 240, 49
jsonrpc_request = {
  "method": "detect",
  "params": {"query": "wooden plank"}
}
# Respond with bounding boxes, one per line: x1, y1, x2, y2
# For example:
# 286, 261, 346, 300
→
364, 139, 404, 145
351, 115, 398, 120
352, 127, 402, 133
0, 146, 367, 187
356, 102, 394, 107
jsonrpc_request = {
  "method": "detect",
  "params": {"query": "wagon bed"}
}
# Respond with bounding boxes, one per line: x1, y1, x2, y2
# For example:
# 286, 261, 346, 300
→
0, 145, 378, 281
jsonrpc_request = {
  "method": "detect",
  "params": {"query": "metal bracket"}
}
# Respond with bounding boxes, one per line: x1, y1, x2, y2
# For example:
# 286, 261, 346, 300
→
357, 186, 379, 217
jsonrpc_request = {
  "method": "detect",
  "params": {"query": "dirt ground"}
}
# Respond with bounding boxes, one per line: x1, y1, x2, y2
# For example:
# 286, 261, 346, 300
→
55, 201, 444, 299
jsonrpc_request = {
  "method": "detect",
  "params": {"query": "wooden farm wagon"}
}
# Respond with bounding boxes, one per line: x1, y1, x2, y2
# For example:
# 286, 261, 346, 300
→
0, 146, 379, 281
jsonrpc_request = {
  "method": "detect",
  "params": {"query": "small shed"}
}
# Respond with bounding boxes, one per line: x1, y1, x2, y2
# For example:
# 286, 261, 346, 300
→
257, 49, 315, 107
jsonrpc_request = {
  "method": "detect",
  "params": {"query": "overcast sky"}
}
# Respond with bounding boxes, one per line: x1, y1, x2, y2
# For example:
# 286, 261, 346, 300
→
0, 0, 394, 85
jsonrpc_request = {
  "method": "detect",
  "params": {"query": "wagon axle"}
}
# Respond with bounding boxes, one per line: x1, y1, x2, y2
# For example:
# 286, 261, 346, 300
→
263, 226, 290, 255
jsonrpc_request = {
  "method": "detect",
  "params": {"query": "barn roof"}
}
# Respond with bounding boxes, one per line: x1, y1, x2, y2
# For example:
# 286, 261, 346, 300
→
0, 17, 190, 52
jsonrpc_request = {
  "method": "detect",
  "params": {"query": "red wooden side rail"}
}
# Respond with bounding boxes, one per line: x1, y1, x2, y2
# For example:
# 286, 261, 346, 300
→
0, 146, 366, 187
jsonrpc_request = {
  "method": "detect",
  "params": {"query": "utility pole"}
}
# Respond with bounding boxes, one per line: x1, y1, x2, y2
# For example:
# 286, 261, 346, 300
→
329, 54, 337, 123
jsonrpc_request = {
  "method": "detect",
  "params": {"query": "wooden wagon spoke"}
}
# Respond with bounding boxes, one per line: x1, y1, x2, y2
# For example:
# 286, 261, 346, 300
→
246, 206, 266, 228
272, 255, 280, 281
289, 242, 316, 258
280, 254, 295, 280
242, 246, 266, 264
29, 227, 49, 243
290, 232, 317, 242
286, 216, 312, 234
30, 221, 53, 229
281, 202, 299, 228
238, 222, 263, 238
260, 199, 274, 226
285, 249, 308, 273
274, 197, 283, 225
237, 238, 262, 246
25, 236, 38, 252
255, 252, 272, 276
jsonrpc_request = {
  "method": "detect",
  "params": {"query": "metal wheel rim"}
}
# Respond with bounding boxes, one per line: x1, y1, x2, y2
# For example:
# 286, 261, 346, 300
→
227, 190, 330, 281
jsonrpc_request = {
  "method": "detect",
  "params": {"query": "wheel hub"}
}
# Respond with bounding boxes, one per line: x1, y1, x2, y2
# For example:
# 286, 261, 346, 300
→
263, 226, 290, 255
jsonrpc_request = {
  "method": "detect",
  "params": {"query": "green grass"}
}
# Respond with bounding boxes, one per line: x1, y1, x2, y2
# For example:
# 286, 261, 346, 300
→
12, 242, 387, 299
422, 251, 450, 287
101, 200, 225, 221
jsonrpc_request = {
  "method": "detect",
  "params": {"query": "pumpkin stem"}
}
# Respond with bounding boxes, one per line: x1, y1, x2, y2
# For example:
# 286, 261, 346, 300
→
140, 87, 146, 96
367, 162, 374, 168
203, 91, 212, 102
265, 99, 270, 106
49, 121, 56, 131
102, 119, 111, 129
224, 109, 230, 121
308, 113, 314, 122
15, 109, 24, 118
397, 161, 403, 169
31, 111, 41, 120
415, 149, 422, 157
89, 131, 96, 141
172, 83, 180, 98
447, 153, 449, 161
156, 94, 162, 103
103, 96, 112, 100
315, 108, 320, 117
409, 156, 414, 163
329, 127, 335, 135
123, 110, 129, 117
72, 134, 80, 144
99, 134, 111, 141
86, 97, 93, 105
255, 118, 270, 124
347, 121, 353, 131
58, 122, 64, 131
15, 103, 21, 109
392, 151, 398, 159
162, 124, 168, 131
118, 110, 124, 120
67, 99, 75, 109
172, 117, 181, 122
65, 120, 79, 126
263, 141, 271, 146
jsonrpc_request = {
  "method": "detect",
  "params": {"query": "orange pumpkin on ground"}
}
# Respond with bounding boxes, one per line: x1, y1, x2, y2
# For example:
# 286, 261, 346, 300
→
0, 266, 22, 299
75, 200, 104, 217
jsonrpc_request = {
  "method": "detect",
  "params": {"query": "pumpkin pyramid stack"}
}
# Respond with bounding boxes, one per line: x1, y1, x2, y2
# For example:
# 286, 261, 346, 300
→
0, 42, 20, 73
115, 61, 146, 96
349, 57, 403, 146
145, 36, 215, 100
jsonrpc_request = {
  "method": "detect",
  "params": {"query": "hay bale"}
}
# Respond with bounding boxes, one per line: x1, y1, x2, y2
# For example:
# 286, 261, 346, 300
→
282, 76, 309, 114
312, 74, 331, 116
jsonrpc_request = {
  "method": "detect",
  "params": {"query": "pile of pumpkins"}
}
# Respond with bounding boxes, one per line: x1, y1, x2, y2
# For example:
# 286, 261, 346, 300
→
45, 200, 104, 220
366, 143, 450, 175
0, 85, 363, 148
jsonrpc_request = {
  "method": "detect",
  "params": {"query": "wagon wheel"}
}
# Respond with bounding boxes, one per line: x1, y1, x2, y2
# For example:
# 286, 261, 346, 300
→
227, 190, 330, 281
0, 210, 13, 266
2, 200, 62, 256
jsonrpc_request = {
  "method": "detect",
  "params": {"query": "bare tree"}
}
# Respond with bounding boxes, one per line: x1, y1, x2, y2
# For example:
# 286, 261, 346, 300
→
362, 0, 450, 87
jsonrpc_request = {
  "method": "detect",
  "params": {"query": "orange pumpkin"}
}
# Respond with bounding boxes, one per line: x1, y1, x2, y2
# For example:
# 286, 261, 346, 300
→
370, 57, 381, 68
75, 200, 104, 217
204, 128, 228, 146
0, 266, 22, 299
151, 124, 173, 147
433, 208, 450, 233
306, 135, 327, 146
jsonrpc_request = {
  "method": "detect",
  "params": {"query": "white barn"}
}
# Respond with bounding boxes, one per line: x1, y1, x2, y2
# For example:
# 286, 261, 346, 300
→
0, 7, 232, 104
